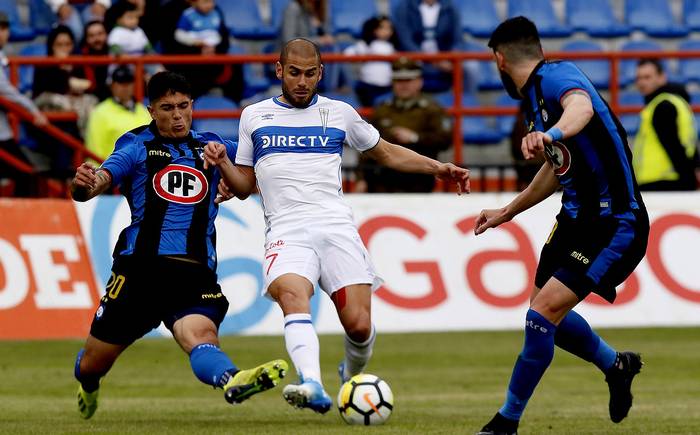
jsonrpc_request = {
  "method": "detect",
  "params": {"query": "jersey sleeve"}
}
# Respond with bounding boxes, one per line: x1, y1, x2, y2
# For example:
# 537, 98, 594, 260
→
235, 107, 254, 166
339, 102, 380, 152
100, 143, 140, 186
224, 139, 237, 161
542, 62, 592, 104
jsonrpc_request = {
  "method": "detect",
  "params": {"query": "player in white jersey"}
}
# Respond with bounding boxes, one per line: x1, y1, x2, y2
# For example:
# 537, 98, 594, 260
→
203, 38, 470, 414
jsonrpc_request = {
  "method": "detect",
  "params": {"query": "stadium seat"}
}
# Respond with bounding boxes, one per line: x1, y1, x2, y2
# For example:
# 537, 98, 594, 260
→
192, 95, 239, 141
495, 93, 519, 138
389, 0, 403, 19
618, 40, 664, 87
219, 0, 277, 40
330, 0, 378, 37
461, 41, 503, 91
565, 0, 630, 37
453, 0, 500, 37
507, 0, 572, 37
625, 0, 688, 37
617, 91, 644, 136
435, 92, 503, 144
229, 44, 272, 98
561, 40, 610, 89
17, 43, 46, 94
678, 40, 700, 84
270, 0, 292, 32
684, 0, 700, 31
28, 0, 55, 36
0, 0, 36, 41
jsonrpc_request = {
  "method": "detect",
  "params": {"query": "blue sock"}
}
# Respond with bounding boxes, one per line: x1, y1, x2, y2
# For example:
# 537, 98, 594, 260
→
555, 310, 617, 372
499, 309, 556, 421
74, 348, 100, 393
189, 343, 238, 388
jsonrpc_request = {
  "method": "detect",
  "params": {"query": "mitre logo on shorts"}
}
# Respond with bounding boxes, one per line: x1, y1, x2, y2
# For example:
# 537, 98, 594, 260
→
544, 141, 572, 176
153, 164, 208, 204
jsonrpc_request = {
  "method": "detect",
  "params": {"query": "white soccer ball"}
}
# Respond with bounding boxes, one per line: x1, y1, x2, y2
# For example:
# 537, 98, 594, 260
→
337, 374, 394, 425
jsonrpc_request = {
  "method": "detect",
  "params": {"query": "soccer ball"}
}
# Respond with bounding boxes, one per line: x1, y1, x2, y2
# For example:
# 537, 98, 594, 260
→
337, 374, 393, 425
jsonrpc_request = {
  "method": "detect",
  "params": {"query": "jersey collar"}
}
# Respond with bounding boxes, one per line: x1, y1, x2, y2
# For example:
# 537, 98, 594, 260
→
273, 94, 319, 109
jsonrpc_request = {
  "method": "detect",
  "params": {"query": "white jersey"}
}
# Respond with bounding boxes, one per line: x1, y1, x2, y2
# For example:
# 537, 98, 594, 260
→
236, 95, 380, 232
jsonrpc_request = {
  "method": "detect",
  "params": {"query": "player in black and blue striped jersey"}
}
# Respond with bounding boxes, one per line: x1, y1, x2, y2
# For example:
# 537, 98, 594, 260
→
70, 71, 287, 420
474, 17, 649, 435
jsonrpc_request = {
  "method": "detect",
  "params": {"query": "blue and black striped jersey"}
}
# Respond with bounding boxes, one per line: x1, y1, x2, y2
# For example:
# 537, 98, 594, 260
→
100, 122, 236, 270
522, 60, 644, 219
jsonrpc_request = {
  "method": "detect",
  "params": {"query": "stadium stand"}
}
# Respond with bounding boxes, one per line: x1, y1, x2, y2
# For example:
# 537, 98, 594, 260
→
435, 92, 502, 144
625, 0, 689, 37
0, 0, 36, 41
565, 0, 631, 37
618, 90, 644, 136
330, 0, 378, 37
28, 0, 55, 36
678, 39, 700, 84
192, 95, 239, 141
228, 44, 272, 99
561, 40, 610, 89
495, 92, 518, 138
618, 39, 664, 87
454, 0, 500, 38
461, 40, 504, 91
219, 0, 277, 40
507, 0, 572, 37
17, 42, 46, 95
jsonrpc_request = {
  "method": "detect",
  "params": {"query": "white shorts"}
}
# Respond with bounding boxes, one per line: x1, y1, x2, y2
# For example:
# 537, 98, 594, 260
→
262, 226, 383, 297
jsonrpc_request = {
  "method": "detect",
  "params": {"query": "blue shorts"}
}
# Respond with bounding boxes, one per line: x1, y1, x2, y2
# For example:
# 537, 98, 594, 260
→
535, 210, 649, 303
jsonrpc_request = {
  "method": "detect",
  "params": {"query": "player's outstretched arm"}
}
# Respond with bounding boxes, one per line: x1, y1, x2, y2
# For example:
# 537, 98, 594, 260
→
475, 162, 559, 235
364, 138, 470, 194
203, 141, 256, 200
70, 163, 112, 202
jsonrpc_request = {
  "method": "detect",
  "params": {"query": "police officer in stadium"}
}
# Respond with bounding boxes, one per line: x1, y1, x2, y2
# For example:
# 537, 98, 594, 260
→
359, 57, 452, 192
69, 71, 287, 420
474, 17, 649, 435
634, 58, 699, 191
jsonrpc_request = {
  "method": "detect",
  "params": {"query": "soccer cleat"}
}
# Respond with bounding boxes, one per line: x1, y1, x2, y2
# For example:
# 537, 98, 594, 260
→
338, 361, 350, 384
606, 351, 643, 423
77, 385, 99, 419
476, 412, 519, 435
224, 359, 288, 405
282, 379, 333, 414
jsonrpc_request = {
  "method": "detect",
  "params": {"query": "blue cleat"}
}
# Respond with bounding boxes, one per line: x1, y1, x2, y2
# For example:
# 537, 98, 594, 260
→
282, 379, 332, 414
338, 361, 350, 384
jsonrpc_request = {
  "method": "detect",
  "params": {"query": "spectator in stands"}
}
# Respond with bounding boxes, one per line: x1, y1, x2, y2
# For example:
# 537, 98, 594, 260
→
0, 12, 48, 197
107, 1, 155, 57
279, 0, 334, 50
85, 66, 150, 162
344, 16, 398, 107
80, 21, 111, 101
45, 0, 84, 41
634, 58, 699, 191
32, 25, 97, 177
358, 57, 451, 192
81, 0, 112, 23
392, 0, 462, 93
105, 0, 146, 31
175, 0, 222, 53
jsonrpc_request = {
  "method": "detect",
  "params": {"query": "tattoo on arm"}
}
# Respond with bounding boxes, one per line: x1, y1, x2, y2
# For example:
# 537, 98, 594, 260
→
562, 89, 590, 103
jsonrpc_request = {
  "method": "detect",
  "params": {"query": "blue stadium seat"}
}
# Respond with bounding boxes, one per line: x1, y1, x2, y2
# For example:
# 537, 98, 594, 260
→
618, 91, 644, 136
220, 0, 277, 40
324, 91, 360, 108
507, 0, 572, 37
565, 0, 630, 37
461, 41, 503, 91
28, 0, 54, 36
192, 95, 239, 141
495, 93, 519, 138
17, 43, 46, 94
684, 0, 700, 31
229, 44, 272, 98
330, 0, 377, 37
561, 40, 610, 89
435, 92, 503, 144
389, 0, 403, 19
270, 0, 292, 32
678, 40, 700, 84
453, 0, 500, 37
0, 0, 36, 41
625, 0, 688, 37
618, 40, 664, 87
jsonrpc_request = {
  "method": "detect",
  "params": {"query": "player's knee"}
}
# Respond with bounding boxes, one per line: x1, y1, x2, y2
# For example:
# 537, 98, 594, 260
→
343, 310, 372, 342
275, 287, 310, 313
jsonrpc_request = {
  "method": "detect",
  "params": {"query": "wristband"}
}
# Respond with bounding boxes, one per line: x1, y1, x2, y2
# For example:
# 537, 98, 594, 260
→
545, 127, 563, 142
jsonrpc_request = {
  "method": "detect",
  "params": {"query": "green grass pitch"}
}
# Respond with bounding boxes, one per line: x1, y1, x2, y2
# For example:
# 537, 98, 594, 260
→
0, 327, 698, 434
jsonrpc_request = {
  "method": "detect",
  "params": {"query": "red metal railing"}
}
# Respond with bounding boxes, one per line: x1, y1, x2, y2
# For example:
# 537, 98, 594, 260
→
5, 50, 700, 170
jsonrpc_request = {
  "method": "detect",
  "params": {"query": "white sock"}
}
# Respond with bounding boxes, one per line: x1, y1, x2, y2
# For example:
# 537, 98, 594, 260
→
343, 324, 376, 379
284, 313, 322, 384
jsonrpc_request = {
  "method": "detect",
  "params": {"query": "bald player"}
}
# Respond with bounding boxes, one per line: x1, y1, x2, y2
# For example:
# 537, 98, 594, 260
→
203, 38, 469, 413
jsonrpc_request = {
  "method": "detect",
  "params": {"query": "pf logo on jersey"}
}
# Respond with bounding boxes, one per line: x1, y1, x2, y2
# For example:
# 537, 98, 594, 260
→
544, 141, 571, 176
153, 164, 209, 204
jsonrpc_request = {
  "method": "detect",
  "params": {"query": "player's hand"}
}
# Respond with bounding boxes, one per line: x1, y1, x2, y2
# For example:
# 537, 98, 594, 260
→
435, 162, 470, 195
521, 131, 552, 160
215, 178, 235, 204
474, 207, 511, 235
203, 141, 227, 169
72, 163, 98, 190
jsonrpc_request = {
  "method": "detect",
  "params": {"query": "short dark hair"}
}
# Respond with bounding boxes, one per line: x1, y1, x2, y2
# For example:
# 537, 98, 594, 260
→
111, 0, 138, 20
488, 16, 543, 61
637, 58, 664, 74
279, 38, 321, 65
147, 71, 191, 103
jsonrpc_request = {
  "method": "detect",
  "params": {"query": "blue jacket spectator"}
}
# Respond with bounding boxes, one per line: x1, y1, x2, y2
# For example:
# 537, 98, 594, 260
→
175, 0, 222, 48
392, 0, 461, 53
